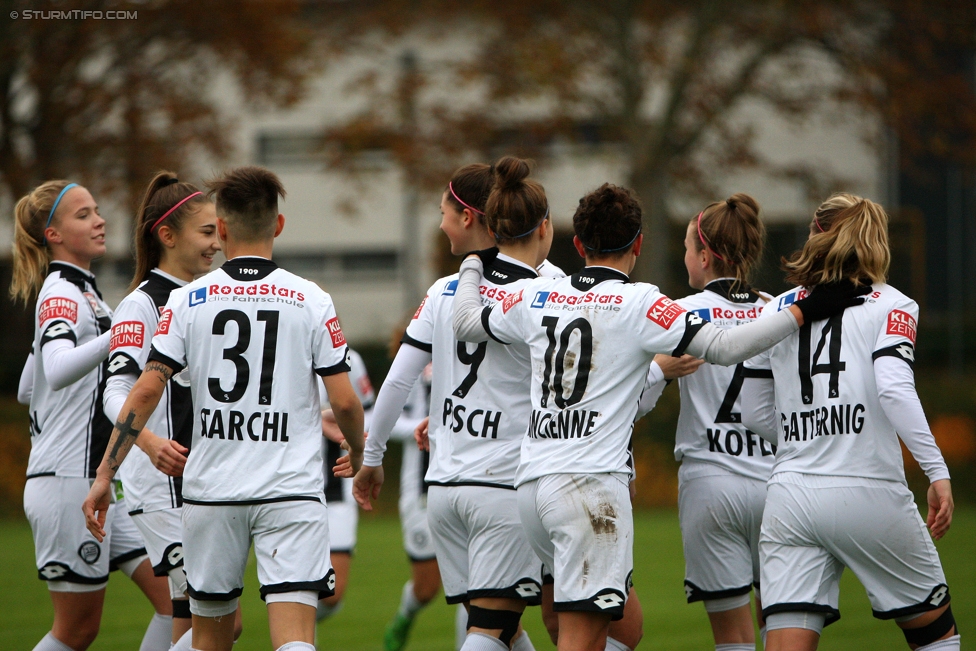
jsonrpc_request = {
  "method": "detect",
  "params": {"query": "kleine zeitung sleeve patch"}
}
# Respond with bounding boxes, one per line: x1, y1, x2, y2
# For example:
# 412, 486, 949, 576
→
326, 316, 346, 347
39, 297, 78, 324
412, 297, 427, 319
155, 309, 173, 336
886, 309, 917, 343
645, 296, 686, 329
110, 321, 145, 350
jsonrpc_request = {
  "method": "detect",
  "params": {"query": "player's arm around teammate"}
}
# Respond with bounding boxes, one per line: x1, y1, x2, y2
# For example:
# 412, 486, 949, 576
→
739, 195, 959, 651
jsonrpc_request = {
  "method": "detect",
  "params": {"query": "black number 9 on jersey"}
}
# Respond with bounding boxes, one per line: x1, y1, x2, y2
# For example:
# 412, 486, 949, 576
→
208, 309, 280, 405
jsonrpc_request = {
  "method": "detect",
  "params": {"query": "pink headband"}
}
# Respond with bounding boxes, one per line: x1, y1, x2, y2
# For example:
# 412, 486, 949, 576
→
448, 182, 484, 216
151, 192, 203, 233
697, 211, 728, 263
814, 216, 826, 233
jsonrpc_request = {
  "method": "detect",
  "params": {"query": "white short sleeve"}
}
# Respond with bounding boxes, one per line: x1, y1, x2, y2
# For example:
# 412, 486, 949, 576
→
312, 292, 351, 376
107, 295, 157, 378
403, 282, 438, 352
148, 290, 188, 372
872, 297, 918, 367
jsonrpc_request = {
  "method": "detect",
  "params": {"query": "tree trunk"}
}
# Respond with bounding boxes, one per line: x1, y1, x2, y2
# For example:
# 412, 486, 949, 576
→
630, 169, 672, 294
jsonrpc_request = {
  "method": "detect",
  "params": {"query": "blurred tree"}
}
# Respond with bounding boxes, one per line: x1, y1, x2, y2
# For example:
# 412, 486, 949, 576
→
311, 0, 975, 292
0, 0, 319, 210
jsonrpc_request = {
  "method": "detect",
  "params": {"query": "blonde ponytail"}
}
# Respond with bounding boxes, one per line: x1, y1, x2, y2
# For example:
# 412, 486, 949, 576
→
782, 193, 890, 288
10, 180, 75, 304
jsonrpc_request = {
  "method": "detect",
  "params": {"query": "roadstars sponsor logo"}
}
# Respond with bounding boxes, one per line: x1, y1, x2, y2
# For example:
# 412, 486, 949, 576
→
155, 309, 173, 335
412, 297, 427, 319
887, 309, 917, 343
502, 289, 523, 313
39, 297, 78, 324
110, 321, 144, 350
530, 291, 623, 308
326, 317, 346, 347
645, 296, 685, 329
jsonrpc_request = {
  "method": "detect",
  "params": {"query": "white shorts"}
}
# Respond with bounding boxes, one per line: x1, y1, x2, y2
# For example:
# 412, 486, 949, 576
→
400, 493, 436, 562
427, 485, 542, 605
182, 499, 335, 603
517, 473, 633, 620
132, 508, 188, 599
678, 466, 765, 603
110, 493, 149, 573
761, 474, 950, 626
327, 494, 358, 554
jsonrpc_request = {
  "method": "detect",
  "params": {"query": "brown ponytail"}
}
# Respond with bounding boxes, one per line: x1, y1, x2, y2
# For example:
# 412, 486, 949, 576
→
10, 180, 75, 304
692, 192, 765, 287
484, 156, 549, 245
782, 192, 890, 287
130, 171, 209, 292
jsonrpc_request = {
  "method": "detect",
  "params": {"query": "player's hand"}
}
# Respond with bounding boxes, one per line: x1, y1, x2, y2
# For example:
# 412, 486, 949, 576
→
82, 477, 113, 542
353, 464, 384, 511
321, 409, 346, 444
138, 430, 187, 477
926, 479, 953, 540
790, 280, 871, 325
414, 417, 430, 451
653, 354, 704, 380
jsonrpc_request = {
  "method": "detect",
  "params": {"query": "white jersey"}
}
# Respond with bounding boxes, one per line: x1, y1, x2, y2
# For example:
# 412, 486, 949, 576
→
482, 266, 707, 486
752, 283, 920, 484
108, 269, 193, 514
149, 256, 350, 504
27, 262, 114, 479
322, 348, 375, 504
404, 253, 563, 488
674, 280, 776, 481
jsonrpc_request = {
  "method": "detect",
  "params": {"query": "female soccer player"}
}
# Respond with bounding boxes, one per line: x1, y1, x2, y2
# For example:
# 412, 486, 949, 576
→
102, 171, 222, 647
12, 180, 170, 651
639, 193, 774, 651
740, 194, 959, 651
452, 183, 869, 651
355, 158, 558, 651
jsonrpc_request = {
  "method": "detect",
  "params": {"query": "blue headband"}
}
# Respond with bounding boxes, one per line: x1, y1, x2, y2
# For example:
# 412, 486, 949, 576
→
43, 183, 78, 244
584, 227, 642, 254
500, 207, 550, 241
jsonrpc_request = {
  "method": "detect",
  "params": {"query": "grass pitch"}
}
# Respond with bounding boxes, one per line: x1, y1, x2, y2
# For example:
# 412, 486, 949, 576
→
1, 510, 972, 650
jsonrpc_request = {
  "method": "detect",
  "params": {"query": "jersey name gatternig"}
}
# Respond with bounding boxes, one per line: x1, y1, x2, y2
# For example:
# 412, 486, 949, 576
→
27, 262, 114, 479
108, 269, 193, 514
483, 266, 706, 486
755, 283, 919, 483
149, 257, 350, 504
674, 280, 775, 481
404, 254, 558, 489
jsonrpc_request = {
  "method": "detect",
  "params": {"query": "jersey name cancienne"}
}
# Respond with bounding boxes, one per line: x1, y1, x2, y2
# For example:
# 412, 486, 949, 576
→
27, 262, 114, 479
404, 254, 562, 489
108, 269, 193, 514
321, 348, 375, 504
483, 266, 706, 486
149, 257, 350, 504
753, 283, 919, 483
674, 279, 776, 481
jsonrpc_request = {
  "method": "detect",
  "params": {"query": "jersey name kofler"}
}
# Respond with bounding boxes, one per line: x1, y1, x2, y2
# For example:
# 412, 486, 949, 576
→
148, 257, 350, 504
755, 282, 920, 483
674, 280, 776, 481
481, 266, 706, 487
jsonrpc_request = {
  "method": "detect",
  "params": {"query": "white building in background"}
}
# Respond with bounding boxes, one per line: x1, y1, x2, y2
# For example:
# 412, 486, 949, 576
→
1, 42, 889, 345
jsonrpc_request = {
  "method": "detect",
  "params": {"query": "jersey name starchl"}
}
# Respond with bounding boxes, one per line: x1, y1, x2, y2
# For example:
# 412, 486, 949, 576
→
754, 283, 920, 483
27, 262, 113, 479
322, 348, 374, 503
108, 269, 193, 514
482, 266, 706, 486
674, 280, 776, 481
403, 254, 556, 489
148, 257, 350, 504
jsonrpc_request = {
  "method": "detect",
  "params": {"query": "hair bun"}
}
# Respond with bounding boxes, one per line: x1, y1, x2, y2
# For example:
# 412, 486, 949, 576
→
493, 156, 531, 191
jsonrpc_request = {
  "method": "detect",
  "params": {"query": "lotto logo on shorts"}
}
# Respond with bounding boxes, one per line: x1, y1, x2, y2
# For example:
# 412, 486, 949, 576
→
593, 593, 624, 609
503, 289, 523, 313
646, 296, 685, 329
413, 297, 427, 319
110, 321, 144, 350
189, 286, 207, 307
326, 317, 346, 347
886, 309, 917, 343
38, 297, 78, 324
155, 309, 173, 335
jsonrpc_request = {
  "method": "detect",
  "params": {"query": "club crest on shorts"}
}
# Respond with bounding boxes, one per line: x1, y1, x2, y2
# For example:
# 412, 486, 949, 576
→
78, 541, 101, 565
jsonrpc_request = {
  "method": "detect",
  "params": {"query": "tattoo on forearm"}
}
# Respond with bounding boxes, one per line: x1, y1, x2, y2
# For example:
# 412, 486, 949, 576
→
106, 410, 140, 473
145, 361, 174, 383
